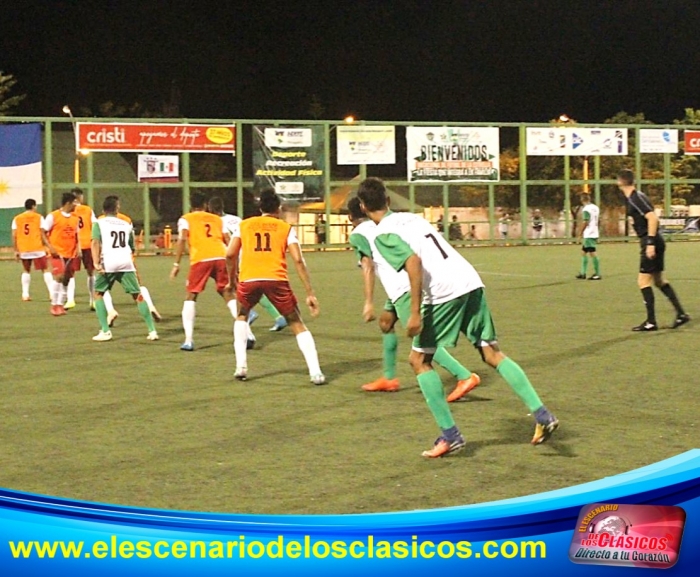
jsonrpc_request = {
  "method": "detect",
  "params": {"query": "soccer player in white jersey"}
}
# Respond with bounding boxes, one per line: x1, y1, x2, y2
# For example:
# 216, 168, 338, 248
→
347, 197, 480, 399
357, 178, 559, 458
576, 193, 601, 280
91, 196, 158, 342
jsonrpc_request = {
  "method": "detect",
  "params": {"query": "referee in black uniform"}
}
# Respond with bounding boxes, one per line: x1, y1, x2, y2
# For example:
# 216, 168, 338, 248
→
617, 169, 690, 331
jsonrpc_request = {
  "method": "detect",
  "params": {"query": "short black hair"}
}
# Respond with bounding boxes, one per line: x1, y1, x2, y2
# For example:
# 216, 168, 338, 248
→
580, 193, 591, 203
259, 188, 281, 214
208, 196, 224, 215
347, 197, 365, 221
71, 187, 84, 198
103, 195, 119, 214
357, 177, 388, 212
24, 198, 36, 210
61, 192, 76, 206
190, 191, 207, 210
617, 169, 635, 186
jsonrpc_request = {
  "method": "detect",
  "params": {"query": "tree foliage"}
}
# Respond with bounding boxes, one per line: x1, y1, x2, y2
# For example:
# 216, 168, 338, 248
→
0, 71, 26, 116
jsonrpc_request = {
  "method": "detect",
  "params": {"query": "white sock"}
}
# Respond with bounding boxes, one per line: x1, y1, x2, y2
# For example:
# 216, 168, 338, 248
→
102, 291, 115, 313
182, 300, 196, 343
43, 271, 53, 296
59, 283, 68, 306
227, 299, 238, 318
67, 277, 76, 303
140, 286, 155, 311
247, 323, 256, 342
51, 280, 61, 305
296, 330, 321, 376
21, 272, 30, 298
233, 320, 249, 369
87, 275, 95, 304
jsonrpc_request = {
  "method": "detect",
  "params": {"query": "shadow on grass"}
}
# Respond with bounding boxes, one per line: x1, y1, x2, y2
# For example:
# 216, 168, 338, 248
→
525, 334, 635, 367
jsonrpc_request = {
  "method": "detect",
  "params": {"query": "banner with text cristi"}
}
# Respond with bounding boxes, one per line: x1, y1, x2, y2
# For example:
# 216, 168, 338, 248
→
406, 127, 500, 182
76, 123, 236, 153
253, 126, 325, 198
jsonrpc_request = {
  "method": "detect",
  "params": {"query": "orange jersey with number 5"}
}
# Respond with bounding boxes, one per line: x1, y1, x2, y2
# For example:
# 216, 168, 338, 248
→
13, 211, 44, 253
179, 211, 225, 265
238, 216, 293, 282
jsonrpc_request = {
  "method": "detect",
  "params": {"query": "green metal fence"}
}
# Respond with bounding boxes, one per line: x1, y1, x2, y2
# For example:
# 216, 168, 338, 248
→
2, 116, 700, 249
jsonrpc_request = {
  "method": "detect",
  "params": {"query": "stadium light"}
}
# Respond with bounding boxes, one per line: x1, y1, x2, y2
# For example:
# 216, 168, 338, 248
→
62, 105, 73, 116
79, 149, 91, 156
62, 105, 81, 183
344, 115, 355, 124
558, 114, 571, 123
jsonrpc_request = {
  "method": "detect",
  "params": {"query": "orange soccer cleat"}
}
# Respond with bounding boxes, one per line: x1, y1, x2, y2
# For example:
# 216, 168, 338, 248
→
361, 377, 400, 392
421, 435, 466, 458
447, 373, 481, 402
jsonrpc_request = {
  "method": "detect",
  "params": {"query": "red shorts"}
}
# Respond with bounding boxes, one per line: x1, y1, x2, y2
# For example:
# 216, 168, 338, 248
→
72, 250, 95, 272
237, 280, 298, 317
52, 257, 77, 278
21, 257, 48, 272
186, 260, 228, 294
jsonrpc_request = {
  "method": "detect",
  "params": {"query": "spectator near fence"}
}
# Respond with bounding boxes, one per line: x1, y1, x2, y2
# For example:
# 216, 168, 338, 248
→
532, 209, 544, 239
499, 213, 510, 239
315, 216, 327, 246
449, 215, 464, 241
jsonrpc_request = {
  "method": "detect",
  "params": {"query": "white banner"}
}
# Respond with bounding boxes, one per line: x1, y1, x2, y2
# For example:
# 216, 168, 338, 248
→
264, 128, 313, 149
526, 127, 628, 156
639, 129, 679, 153
406, 127, 500, 182
337, 126, 395, 165
137, 155, 179, 182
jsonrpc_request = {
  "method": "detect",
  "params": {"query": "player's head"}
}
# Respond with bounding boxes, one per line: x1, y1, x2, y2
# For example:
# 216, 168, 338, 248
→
24, 198, 37, 211
347, 196, 366, 226
190, 191, 207, 211
259, 188, 281, 215
617, 169, 635, 189
452, 215, 458, 222
71, 187, 84, 202
103, 195, 120, 215
208, 196, 225, 215
357, 177, 389, 218
61, 191, 77, 212
581, 193, 591, 204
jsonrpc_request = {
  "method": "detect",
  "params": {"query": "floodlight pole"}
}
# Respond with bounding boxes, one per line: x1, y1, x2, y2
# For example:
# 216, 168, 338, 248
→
62, 106, 80, 183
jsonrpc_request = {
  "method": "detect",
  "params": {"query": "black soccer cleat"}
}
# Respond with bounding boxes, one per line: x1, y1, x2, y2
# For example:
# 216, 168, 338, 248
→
671, 314, 691, 329
632, 321, 658, 332
575, 274, 587, 280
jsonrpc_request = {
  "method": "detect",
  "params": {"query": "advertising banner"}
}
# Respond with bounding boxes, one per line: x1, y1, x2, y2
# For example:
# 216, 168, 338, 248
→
684, 130, 700, 155
253, 126, 325, 198
76, 123, 236, 153
137, 155, 179, 183
639, 129, 679, 153
337, 125, 395, 165
406, 126, 500, 182
526, 127, 628, 155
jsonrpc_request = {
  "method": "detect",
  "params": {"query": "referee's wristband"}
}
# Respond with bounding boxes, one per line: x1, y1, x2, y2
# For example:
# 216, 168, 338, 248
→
643, 236, 655, 246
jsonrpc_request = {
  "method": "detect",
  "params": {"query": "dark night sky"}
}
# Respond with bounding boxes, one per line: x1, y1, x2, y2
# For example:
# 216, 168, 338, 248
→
2, 0, 700, 123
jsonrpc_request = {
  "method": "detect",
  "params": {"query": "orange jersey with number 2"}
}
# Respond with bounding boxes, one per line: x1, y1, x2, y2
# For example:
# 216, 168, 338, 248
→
238, 216, 293, 282
180, 211, 225, 265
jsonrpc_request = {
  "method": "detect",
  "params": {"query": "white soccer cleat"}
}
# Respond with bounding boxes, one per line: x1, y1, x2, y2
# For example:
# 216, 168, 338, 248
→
92, 330, 113, 342
310, 373, 327, 386
234, 367, 248, 381
107, 309, 119, 327
147, 331, 159, 341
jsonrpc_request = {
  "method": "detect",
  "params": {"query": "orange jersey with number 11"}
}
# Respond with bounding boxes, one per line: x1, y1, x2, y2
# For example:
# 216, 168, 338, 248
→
238, 216, 293, 282
179, 211, 225, 265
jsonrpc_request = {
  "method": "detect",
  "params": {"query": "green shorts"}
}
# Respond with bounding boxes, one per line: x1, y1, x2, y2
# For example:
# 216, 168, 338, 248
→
384, 293, 412, 326
413, 288, 497, 353
582, 238, 598, 252
95, 271, 140, 295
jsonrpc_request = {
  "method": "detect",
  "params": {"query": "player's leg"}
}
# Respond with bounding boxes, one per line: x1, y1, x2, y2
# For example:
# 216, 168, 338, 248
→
102, 291, 119, 327
83, 251, 96, 309
361, 304, 401, 392
65, 257, 79, 309
259, 294, 287, 332
589, 245, 601, 280
35, 256, 53, 298
20, 258, 31, 301
216, 262, 255, 349
120, 272, 158, 340
49, 257, 65, 314
653, 271, 689, 328
180, 262, 208, 350
92, 273, 114, 341
577, 247, 588, 279
634, 269, 658, 331
233, 282, 264, 380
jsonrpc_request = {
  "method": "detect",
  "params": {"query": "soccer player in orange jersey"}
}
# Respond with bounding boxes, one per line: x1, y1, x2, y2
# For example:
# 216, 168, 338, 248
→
226, 188, 325, 384
42, 191, 81, 316
66, 188, 97, 310
11, 198, 53, 301
98, 196, 161, 327
171, 192, 249, 351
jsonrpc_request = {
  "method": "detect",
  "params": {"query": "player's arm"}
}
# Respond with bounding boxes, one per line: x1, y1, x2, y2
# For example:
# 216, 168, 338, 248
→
374, 233, 421, 337
225, 236, 241, 290
580, 210, 590, 239
11, 220, 19, 261
42, 215, 58, 257
633, 197, 659, 259
349, 232, 376, 322
288, 233, 319, 317
91, 222, 103, 274
171, 218, 188, 279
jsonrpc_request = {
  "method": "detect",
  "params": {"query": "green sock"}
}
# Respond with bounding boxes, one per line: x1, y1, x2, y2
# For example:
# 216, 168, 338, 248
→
137, 299, 156, 332
259, 295, 282, 320
580, 255, 588, 276
383, 332, 398, 379
417, 370, 455, 429
496, 357, 543, 412
593, 256, 600, 275
95, 298, 109, 332
434, 347, 471, 380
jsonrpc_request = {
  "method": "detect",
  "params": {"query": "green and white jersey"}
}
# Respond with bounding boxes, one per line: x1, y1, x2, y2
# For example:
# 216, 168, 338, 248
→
582, 203, 600, 239
349, 219, 410, 303
92, 216, 136, 273
374, 212, 484, 305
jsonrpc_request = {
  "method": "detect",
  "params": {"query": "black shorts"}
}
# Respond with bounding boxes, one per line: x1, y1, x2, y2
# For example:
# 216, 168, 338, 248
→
639, 236, 665, 274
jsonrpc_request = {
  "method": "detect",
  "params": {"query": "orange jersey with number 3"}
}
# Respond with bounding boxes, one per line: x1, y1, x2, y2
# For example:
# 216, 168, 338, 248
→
48, 210, 80, 258
181, 211, 225, 265
74, 204, 94, 249
238, 216, 293, 282
13, 211, 44, 253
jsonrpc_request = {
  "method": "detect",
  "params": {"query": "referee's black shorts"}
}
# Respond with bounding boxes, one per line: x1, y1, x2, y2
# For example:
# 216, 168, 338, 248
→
639, 235, 665, 274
